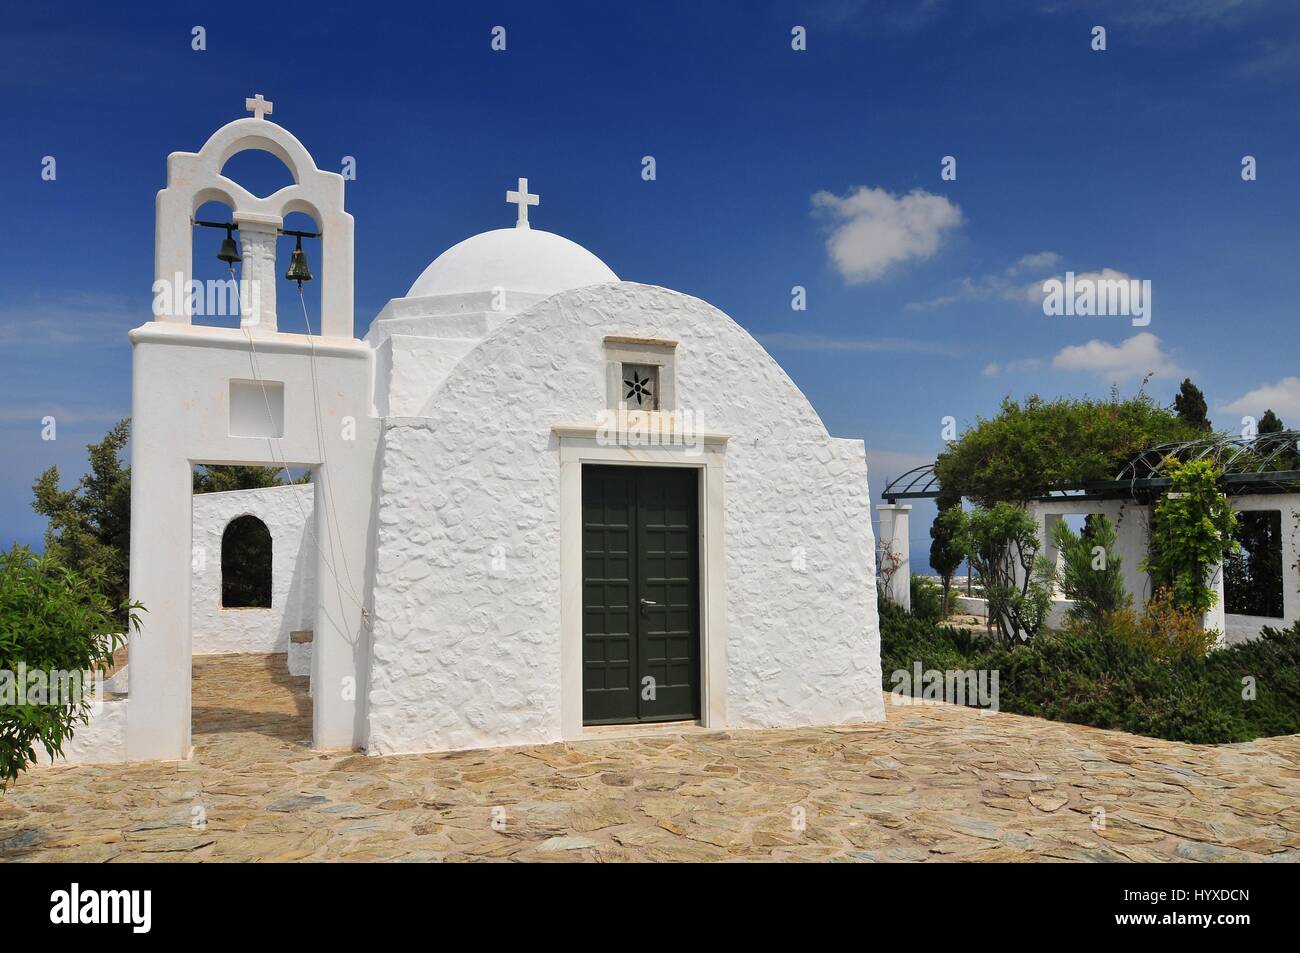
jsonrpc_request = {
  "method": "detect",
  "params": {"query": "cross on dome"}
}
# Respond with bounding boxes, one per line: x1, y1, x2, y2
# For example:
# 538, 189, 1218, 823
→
506, 177, 539, 229
245, 93, 273, 121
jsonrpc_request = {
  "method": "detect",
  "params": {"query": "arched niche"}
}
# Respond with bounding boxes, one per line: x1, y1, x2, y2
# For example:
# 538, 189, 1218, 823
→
221, 514, 273, 608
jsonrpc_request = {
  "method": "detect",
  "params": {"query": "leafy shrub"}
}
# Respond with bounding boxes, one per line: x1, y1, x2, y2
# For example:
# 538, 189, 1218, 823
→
31, 420, 131, 625
934, 392, 1198, 505
877, 597, 1300, 744
878, 598, 993, 678
1144, 458, 1238, 615
960, 503, 1054, 645
909, 575, 948, 624
1104, 589, 1219, 663
0, 547, 142, 788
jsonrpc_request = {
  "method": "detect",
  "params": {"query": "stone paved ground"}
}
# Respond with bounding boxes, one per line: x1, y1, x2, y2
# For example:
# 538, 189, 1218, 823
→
2, 654, 1298, 862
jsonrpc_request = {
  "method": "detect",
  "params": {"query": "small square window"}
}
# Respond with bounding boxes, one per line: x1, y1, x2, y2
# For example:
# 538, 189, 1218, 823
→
621, 363, 659, 410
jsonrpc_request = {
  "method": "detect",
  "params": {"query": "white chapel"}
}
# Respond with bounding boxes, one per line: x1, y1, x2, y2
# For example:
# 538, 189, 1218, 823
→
83, 98, 883, 763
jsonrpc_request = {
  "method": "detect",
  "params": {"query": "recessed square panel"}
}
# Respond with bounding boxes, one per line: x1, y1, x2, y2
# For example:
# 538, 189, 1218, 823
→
229, 379, 284, 438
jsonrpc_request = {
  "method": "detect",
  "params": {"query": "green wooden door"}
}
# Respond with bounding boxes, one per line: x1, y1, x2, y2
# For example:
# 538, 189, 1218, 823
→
582, 465, 700, 725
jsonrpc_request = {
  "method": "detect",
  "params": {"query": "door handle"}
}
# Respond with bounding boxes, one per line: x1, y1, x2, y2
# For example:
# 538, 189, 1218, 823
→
640, 598, 657, 607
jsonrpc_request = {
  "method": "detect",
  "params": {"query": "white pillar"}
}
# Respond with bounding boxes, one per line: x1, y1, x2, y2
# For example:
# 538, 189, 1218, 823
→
877, 503, 912, 610
1204, 562, 1226, 643
235, 213, 281, 332
125, 348, 194, 761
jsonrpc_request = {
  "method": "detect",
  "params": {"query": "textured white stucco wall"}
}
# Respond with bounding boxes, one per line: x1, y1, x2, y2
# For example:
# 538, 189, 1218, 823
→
34, 697, 128, 766
365, 282, 882, 755
191, 483, 316, 654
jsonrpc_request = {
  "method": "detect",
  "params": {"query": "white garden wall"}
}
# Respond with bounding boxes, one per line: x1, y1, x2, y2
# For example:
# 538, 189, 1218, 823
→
949, 496, 1300, 645
191, 483, 316, 655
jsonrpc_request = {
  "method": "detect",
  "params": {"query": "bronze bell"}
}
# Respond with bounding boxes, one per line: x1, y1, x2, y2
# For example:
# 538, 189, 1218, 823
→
285, 235, 313, 285
217, 226, 240, 265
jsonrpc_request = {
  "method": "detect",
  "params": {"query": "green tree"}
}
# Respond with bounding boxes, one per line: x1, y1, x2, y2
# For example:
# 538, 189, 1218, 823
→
31, 421, 307, 622
1144, 459, 1239, 615
935, 392, 1197, 505
1258, 408, 1285, 435
1173, 378, 1212, 433
1256, 409, 1300, 471
928, 493, 965, 611
31, 419, 131, 619
960, 503, 1054, 646
0, 547, 142, 787
193, 464, 309, 493
1051, 514, 1130, 629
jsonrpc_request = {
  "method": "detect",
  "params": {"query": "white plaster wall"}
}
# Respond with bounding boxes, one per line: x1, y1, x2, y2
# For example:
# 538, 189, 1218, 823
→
382, 334, 480, 417
191, 483, 316, 654
1027, 496, 1299, 644
365, 282, 882, 755
34, 697, 128, 766
1031, 499, 1151, 607
128, 323, 379, 760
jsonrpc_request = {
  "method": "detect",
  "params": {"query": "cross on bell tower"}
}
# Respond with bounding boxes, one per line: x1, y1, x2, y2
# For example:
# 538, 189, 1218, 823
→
506, 177, 539, 229
245, 93, 273, 121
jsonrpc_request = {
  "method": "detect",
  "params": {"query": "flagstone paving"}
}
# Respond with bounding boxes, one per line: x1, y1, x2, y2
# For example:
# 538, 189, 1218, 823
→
2, 654, 1298, 862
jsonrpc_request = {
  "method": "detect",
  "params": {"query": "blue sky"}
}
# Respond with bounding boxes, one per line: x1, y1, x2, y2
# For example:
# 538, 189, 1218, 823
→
2, 1, 1299, 568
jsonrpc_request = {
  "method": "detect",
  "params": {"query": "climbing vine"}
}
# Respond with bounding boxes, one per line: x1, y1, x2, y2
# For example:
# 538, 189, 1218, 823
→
1143, 459, 1239, 615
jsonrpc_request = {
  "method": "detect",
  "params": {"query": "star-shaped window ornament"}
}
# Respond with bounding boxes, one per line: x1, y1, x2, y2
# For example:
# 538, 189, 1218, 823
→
623, 367, 657, 409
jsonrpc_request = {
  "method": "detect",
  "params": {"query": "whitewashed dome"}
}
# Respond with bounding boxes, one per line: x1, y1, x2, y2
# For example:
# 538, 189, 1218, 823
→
406, 227, 618, 298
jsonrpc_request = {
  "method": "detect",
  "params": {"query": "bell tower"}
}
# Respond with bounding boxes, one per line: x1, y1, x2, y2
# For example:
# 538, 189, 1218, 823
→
151, 93, 354, 336
126, 98, 377, 762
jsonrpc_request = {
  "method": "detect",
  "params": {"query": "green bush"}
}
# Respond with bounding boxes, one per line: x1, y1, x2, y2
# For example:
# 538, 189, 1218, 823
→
909, 575, 948, 624
934, 392, 1198, 505
878, 599, 1300, 744
1051, 513, 1130, 627
0, 547, 142, 788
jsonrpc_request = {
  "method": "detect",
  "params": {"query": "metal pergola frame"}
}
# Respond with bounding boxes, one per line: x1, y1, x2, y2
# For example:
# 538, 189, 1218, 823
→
880, 430, 1300, 504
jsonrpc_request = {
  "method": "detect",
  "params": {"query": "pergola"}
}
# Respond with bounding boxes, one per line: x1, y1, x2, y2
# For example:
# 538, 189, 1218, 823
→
881, 430, 1300, 504
874, 431, 1300, 634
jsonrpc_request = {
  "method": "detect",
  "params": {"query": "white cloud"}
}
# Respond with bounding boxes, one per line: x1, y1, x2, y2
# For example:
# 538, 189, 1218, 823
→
1051, 332, 1184, 382
1007, 251, 1061, 275
1221, 377, 1300, 423
907, 250, 1079, 310
982, 358, 1044, 378
1026, 267, 1143, 309
812, 185, 962, 284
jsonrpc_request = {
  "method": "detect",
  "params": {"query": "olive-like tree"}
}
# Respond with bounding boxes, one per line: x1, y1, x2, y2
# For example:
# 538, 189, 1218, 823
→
959, 503, 1054, 646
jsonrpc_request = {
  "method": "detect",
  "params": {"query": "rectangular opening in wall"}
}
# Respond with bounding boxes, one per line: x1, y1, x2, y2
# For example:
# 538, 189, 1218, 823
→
229, 379, 284, 438
1224, 510, 1284, 618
